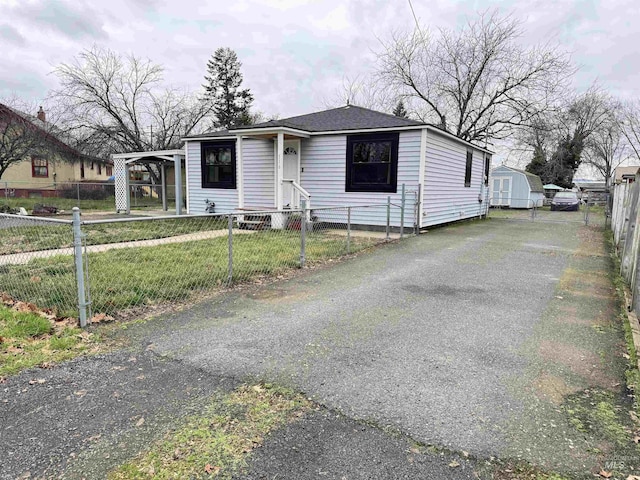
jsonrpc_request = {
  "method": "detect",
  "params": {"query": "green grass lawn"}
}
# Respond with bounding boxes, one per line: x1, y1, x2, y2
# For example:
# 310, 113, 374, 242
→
0, 216, 227, 255
0, 230, 379, 318
1, 196, 176, 214
0, 304, 103, 377
109, 383, 311, 480
1, 196, 117, 212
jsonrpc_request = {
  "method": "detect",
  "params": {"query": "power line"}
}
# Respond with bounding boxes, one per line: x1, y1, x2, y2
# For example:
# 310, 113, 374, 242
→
408, 0, 421, 33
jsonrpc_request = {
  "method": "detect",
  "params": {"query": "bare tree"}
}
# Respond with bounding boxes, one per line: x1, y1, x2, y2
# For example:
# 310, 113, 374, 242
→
579, 98, 627, 188
376, 10, 574, 143
51, 47, 214, 182
520, 86, 613, 187
620, 100, 640, 163
583, 121, 626, 187
322, 74, 399, 113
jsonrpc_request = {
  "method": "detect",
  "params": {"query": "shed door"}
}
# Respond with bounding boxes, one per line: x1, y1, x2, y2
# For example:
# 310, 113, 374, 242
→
491, 177, 511, 206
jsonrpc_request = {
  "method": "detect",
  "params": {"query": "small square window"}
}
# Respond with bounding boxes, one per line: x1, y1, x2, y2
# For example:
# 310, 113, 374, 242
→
31, 157, 48, 178
346, 132, 399, 193
201, 141, 236, 189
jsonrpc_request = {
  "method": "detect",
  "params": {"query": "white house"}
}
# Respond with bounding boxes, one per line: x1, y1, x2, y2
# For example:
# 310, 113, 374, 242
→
490, 166, 544, 209
174, 105, 493, 229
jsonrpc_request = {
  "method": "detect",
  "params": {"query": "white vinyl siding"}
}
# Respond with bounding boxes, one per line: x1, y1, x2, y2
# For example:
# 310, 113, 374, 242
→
301, 130, 421, 228
422, 130, 487, 227
243, 138, 275, 208
186, 140, 238, 214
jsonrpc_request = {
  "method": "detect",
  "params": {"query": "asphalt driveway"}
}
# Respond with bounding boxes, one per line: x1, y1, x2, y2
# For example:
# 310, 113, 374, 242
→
1, 215, 628, 478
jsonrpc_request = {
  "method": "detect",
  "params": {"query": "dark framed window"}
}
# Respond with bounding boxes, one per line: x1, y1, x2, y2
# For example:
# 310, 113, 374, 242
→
97, 163, 102, 175
201, 141, 236, 189
346, 132, 399, 193
80, 161, 85, 179
484, 154, 491, 186
31, 157, 48, 178
464, 150, 473, 187
106, 165, 113, 177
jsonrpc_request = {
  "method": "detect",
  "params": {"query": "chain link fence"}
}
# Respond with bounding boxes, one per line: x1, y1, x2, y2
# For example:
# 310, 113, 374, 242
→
0, 199, 417, 325
2, 180, 178, 214
487, 196, 607, 226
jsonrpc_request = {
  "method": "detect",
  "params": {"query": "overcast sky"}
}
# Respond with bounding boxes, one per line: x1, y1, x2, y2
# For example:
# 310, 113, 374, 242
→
2, 0, 639, 120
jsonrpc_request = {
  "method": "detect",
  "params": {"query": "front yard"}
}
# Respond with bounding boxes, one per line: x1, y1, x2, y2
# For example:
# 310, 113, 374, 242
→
0, 229, 381, 318
0, 302, 107, 377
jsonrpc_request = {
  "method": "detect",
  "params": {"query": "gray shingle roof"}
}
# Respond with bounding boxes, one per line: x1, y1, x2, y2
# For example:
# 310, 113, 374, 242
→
237, 105, 424, 132
185, 105, 494, 154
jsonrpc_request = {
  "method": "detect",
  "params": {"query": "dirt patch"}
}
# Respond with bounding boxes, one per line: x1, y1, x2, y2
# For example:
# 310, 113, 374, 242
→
538, 340, 617, 389
248, 287, 312, 303
555, 305, 593, 326
575, 226, 608, 258
555, 304, 613, 327
531, 372, 581, 404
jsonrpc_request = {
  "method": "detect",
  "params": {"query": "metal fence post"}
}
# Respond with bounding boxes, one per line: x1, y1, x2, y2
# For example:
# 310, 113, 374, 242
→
414, 190, 418, 235
585, 201, 590, 226
346, 206, 351, 254
400, 183, 405, 239
530, 200, 535, 221
300, 200, 307, 267
72, 207, 88, 328
227, 214, 233, 285
386, 196, 391, 241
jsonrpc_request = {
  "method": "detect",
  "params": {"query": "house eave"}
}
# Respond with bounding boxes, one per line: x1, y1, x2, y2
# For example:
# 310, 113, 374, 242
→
229, 126, 311, 138
111, 149, 185, 159
424, 126, 494, 155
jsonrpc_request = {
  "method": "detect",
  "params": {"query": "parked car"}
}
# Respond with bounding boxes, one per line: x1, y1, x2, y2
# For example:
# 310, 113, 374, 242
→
551, 191, 580, 211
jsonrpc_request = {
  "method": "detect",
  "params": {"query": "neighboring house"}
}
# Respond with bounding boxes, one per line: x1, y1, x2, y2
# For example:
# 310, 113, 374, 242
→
489, 166, 544, 209
173, 105, 493, 228
612, 166, 640, 186
0, 104, 111, 199
573, 179, 607, 204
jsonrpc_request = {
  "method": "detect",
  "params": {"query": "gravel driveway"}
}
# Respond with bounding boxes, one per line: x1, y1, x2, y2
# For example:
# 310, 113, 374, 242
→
2, 216, 625, 478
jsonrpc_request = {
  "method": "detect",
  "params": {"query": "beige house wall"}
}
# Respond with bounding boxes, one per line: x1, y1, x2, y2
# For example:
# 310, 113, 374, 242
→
2, 157, 112, 190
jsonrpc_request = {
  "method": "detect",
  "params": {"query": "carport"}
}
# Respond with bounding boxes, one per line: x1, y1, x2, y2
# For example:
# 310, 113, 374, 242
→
111, 150, 185, 215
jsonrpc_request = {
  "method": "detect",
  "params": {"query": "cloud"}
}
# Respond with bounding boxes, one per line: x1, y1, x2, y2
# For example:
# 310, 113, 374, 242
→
13, 0, 107, 41
0, 24, 26, 46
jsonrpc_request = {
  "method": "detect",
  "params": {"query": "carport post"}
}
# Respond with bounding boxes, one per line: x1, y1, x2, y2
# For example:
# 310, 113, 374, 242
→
386, 196, 391, 241
174, 154, 182, 215
72, 207, 88, 328
124, 164, 131, 214
160, 163, 167, 212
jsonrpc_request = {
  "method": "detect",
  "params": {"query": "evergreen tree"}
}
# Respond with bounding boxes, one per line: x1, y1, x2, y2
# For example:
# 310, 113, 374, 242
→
393, 100, 408, 118
525, 147, 548, 181
204, 48, 254, 129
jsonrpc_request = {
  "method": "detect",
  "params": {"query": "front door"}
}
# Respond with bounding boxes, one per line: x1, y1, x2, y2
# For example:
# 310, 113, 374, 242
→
491, 177, 511, 206
282, 142, 300, 208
